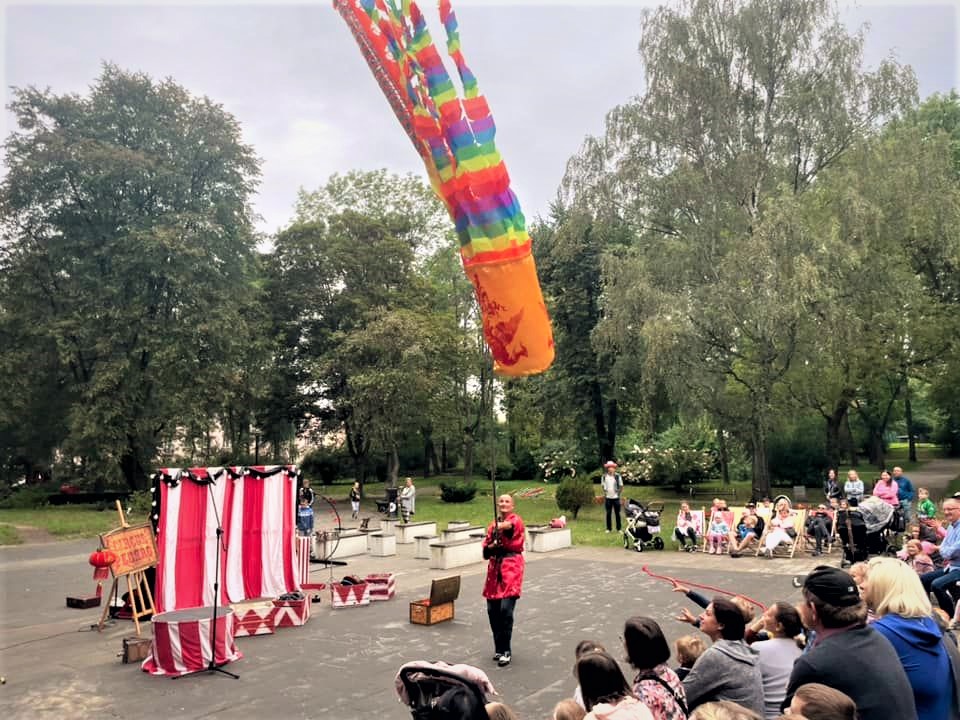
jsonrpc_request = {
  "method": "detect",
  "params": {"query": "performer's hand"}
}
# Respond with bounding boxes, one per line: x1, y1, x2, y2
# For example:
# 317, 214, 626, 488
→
676, 608, 697, 625
671, 581, 691, 595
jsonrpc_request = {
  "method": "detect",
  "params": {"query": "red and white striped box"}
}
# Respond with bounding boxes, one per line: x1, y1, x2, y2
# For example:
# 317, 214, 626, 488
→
232, 601, 278, 637
296, 536, 311, 586
330, 582, 371, 608
364, 573, 396, 601
272, 596, 310, 628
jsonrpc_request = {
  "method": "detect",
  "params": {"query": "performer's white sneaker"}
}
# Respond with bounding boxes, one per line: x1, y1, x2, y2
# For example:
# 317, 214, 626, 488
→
492, 653, 502, 661
498, 653, 511, 667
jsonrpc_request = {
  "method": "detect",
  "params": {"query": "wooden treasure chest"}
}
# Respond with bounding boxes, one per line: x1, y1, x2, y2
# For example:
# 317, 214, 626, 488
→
122, 636, 153, 663
409, 575, 460, 626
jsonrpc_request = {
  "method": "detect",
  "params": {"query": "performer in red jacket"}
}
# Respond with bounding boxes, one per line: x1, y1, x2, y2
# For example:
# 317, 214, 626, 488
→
482, 494, 526, 668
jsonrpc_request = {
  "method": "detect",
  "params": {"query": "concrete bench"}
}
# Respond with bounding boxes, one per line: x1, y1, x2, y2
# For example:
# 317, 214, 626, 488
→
429, 537, 484, 569
379, 518, 400, 535
446, 520, 471, 531
528, 526, 572, 553
442, 525, 485, 543
414, 534, 439, 559
318, 529, 368, 559
368, 532, 396, 557
396, 521, 438, 544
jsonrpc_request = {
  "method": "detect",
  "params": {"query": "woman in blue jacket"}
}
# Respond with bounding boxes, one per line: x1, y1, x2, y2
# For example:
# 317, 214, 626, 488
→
864, 557, 956, 720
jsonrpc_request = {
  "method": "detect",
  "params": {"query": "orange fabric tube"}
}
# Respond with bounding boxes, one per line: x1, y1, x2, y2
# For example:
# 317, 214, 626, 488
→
464, 251, 554, 376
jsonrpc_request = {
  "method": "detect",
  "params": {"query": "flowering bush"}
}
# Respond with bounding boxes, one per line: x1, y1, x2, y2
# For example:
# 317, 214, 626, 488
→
535, 442, 582, 483
620, 444, 716, 487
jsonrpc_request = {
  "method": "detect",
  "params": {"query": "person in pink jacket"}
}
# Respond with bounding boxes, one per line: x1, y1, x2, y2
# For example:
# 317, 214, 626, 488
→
872, 470, 900, 506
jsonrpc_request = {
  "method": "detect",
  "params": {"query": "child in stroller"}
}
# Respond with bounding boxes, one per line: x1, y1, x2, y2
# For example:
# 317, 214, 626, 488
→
395, 661, 496, 720
623, 499, 665, 552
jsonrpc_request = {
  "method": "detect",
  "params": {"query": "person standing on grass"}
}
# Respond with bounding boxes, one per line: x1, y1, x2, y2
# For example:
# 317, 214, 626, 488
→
601, 461, 623, 534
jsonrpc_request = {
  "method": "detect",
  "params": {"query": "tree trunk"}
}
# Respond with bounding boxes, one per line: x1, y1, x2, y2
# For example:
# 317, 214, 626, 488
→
422, 426, 434, 478
905, 387, 917, 463
750, 424, 771, 500
824, 401, 849, 469
441, 437, 448, 471
844, 412, 858, 466
462, 430, 475, 481
387, 446, 399, 488
868, 430, 885, 469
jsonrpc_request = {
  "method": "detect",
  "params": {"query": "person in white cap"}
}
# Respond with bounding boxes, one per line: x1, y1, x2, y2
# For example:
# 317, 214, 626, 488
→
601, 461, 624, 533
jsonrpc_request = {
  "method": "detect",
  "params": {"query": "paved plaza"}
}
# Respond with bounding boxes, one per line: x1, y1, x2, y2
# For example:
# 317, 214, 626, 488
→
0, 534, 828, 720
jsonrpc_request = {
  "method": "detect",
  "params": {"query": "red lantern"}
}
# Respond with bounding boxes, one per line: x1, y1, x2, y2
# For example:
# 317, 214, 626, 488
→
89, 549, 117, 594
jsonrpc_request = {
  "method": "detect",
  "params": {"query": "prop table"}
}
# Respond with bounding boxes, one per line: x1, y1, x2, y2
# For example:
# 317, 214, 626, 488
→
142, 606, 242, 677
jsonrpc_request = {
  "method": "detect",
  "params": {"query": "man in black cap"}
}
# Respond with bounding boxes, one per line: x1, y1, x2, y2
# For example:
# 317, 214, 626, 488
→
782, 566, 918, 720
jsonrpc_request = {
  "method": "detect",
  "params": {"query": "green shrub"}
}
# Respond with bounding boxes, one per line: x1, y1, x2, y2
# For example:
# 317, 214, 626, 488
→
555, 476, 595, 519
510, 449, 538, 480
767, 416, 826, 486
126, 490, 153, 516
0, 485, 52, 509
440, 480, 478, 503
299, 447, 348, 485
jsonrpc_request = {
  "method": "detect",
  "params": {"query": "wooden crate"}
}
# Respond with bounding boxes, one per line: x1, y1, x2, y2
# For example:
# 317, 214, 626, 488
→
122, 636, 152, 663
409, 575, 460, 626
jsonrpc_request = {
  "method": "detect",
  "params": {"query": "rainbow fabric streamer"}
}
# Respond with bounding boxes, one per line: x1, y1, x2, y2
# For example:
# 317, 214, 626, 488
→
334, 0, 554, 376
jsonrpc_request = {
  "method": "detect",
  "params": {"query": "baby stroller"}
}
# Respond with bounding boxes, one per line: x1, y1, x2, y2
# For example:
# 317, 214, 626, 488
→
395, 661, 496, 720
858, 496, 901, 556
623, 500, 665, 552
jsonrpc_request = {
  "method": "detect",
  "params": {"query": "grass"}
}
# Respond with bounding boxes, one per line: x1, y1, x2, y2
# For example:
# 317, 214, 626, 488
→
0, 523, 22, 545
0, 506, 149, 545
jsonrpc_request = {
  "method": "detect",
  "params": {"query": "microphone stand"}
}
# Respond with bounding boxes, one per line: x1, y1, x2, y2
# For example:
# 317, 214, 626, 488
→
177, 481, 239, 680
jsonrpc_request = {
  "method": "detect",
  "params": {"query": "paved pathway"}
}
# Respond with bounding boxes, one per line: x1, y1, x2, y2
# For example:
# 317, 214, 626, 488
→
0, 534, 828, 720
902, 457, 960, 495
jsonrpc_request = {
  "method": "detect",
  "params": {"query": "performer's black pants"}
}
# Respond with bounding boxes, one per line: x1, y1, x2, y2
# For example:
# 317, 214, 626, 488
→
605, 498, 622, 531
487, 597, 518, 655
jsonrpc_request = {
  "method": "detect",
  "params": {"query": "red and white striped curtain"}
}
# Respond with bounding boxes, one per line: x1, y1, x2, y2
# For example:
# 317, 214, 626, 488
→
154, 466, 300, 613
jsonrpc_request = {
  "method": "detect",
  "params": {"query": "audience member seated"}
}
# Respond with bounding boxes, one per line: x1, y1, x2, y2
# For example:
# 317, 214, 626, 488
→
674, 635, 707, 681
751, 602, 803, 720
623, 616, 687, 720
682, 597, 764, 715
729, 514, 760, 557
786, 683, 857, 720
761, 500, 798, 558
553, 699, 587, 720
804, 504, 832, 557
577, 650, 654, 720
689, 701, 762, 720
485, 701, 520, 720
571, 639, 606, 710
864, 557, 954, 720
783, 566, 917, 720
899, 539, 935, 575
674, 502, 702, 552
707, 510, 732, 555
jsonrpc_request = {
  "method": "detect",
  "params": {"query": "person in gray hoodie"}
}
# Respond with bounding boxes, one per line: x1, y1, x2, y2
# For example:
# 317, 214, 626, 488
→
682, 596, 764, 715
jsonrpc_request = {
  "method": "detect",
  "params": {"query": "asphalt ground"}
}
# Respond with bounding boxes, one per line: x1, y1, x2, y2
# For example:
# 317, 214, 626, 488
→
0, 534, 832, 720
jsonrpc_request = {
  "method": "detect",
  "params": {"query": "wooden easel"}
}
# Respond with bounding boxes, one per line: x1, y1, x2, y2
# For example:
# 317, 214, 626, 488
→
98, 502, 156, 636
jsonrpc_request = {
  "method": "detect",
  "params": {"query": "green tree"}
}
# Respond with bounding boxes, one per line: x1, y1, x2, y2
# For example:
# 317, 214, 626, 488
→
562, 0, 916, 496
0, 64, 260, 490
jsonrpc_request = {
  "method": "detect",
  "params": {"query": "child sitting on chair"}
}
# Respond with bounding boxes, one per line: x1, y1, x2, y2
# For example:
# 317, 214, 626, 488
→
707, 511, 730, 554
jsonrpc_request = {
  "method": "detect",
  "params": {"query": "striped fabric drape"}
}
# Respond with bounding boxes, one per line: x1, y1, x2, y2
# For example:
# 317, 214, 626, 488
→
154, 466, 299, 613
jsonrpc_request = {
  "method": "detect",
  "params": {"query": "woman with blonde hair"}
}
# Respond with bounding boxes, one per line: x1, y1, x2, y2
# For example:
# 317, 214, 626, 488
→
863, 557, 955, 720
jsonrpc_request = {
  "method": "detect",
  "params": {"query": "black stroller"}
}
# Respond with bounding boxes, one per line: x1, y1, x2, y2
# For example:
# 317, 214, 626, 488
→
395, 661, 496, 719
623, 500, 665, 552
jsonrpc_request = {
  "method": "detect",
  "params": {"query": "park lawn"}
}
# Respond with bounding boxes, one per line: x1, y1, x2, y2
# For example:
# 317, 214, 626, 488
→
0, 506, 149, 545
0, 523, 22, 545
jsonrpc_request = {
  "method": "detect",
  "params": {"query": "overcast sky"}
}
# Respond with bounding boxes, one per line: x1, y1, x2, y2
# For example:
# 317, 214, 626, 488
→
3, 0, 958, 236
